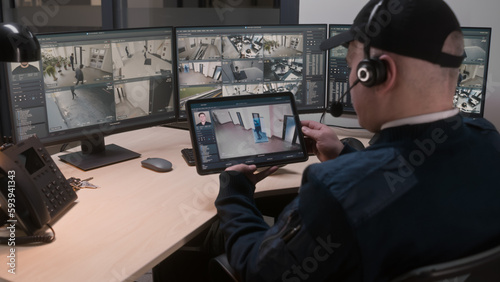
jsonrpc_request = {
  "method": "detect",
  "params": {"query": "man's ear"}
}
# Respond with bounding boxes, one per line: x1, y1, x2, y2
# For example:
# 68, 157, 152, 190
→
377, 54, 397, 93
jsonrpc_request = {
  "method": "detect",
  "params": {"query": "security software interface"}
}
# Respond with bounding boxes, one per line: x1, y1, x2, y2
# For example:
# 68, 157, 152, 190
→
455, 28, 491, 116
7, 27, 175, 143
327, 25, 355, 114
176, 25, 327, 118
189, 95, 306, 172
327, 25, 492, 117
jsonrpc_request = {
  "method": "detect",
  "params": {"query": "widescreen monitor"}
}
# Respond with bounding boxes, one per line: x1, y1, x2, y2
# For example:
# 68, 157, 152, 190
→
455, 27, 491, 117
175, 24, 328, 119
326, 25, 492, 118
3, 27, 176, 170
326, 24, 354, 115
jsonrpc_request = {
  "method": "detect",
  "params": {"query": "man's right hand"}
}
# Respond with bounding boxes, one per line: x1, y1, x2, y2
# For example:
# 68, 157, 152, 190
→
301, 120, 344, 162
225, 164, 279, 186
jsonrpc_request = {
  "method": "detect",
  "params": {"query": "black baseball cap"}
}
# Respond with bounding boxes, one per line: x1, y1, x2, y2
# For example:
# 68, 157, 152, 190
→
320, 0, 464, 68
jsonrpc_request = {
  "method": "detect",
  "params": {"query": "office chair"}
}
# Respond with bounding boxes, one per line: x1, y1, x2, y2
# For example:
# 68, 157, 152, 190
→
391, 243, 500, 282
208, 253, 239, 282
209, 243, 500, 282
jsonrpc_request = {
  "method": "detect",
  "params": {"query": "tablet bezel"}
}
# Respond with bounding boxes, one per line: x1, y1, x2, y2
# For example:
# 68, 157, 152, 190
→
186, 92, 309, 175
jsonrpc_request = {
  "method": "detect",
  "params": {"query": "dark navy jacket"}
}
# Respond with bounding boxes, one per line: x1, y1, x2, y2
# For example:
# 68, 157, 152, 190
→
215, 115, 500, 281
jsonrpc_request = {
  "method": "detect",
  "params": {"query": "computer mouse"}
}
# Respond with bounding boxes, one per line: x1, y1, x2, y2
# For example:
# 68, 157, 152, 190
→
340, 137, 365, 151
141, 158, 173, 172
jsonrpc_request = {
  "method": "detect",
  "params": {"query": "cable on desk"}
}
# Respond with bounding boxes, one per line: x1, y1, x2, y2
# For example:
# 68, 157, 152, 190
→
0, 224, 56, 245
60, 143, 69, 152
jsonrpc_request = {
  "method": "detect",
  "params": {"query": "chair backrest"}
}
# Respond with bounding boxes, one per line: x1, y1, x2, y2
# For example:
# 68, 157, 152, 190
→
391, 244, 500, 282
209, 253, 240, 282
209, 244, 500, 282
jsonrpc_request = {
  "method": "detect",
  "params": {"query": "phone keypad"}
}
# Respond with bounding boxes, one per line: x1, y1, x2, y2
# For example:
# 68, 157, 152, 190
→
1, 136, 78, 234
41, 179, 71, 214
31, 146, 77, 217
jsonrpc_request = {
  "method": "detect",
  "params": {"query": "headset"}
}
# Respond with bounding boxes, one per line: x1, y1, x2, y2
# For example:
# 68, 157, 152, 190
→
356, 0, 388, 87
330, 0, 388, 117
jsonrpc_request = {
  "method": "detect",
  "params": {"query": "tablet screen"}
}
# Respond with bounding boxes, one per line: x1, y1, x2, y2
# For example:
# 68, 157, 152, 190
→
186, 93, 308, 175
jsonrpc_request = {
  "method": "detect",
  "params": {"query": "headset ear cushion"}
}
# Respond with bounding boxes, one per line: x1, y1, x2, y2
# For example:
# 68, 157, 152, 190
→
357, 58, 387, 87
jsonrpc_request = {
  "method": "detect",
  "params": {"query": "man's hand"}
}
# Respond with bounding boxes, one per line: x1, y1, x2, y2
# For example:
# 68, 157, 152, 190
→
225, 164, 279, 186
301, 120, 344, 162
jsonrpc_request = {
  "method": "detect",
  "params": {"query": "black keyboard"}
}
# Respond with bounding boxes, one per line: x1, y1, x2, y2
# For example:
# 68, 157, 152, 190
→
181, 148, 195, 166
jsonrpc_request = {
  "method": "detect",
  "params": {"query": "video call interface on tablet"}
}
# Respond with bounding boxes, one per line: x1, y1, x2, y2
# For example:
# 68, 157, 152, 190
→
187, 93, 308, 174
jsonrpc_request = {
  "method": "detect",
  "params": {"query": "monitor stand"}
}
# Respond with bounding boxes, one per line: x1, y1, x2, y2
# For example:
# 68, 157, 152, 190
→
59, 137, 140, 171
163, 121, 190, 130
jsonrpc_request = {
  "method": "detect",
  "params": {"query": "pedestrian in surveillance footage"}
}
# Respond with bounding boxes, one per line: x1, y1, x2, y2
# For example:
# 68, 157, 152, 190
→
75, 65, 84, 85
71, 86, 77, 99
70, 53, 75, 70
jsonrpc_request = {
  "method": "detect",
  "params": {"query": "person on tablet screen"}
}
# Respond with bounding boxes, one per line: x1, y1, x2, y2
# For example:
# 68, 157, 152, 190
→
196, 112, 211, 126
12, 62, 39, 75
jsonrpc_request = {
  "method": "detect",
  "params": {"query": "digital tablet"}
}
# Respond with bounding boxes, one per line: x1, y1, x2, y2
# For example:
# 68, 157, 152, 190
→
186, 93, 309, 175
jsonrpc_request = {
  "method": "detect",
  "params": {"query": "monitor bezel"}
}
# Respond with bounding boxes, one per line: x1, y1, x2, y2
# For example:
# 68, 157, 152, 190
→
326, 24, 356, 116
4, 26, 178, 148
457, 26, 492, 118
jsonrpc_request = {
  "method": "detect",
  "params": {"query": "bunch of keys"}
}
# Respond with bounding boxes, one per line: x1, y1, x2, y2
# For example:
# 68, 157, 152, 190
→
67, 177, 99, 190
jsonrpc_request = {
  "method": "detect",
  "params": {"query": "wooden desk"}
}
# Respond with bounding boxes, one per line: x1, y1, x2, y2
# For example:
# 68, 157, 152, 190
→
0, 126, 321, 282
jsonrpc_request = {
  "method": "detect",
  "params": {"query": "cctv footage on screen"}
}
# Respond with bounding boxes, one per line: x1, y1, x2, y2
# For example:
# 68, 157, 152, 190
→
176, 25, 327, 117
6, 28, 176, 143
189, 96, 305, 171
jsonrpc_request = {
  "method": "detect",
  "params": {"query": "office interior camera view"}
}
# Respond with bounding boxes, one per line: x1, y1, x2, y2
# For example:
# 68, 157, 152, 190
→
176, 25, 327, 117
6, 28, 176, 144
209, 104, 301, 159
189, 94, 306, 172
454, 28, 491, 115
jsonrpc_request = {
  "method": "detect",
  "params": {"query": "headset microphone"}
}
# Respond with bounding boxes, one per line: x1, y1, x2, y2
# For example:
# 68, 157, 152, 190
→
330, 78, 360, 117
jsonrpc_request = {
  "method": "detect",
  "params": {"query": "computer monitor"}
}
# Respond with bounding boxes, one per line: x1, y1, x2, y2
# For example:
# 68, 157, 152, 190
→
326, 25, 492, 118
175, 24, 328, 119
3, 27, 176, 170
455, 27, 491, 117
326, 24, 354, 115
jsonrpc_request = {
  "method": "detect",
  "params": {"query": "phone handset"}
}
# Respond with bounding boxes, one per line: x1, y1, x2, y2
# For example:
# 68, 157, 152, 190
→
0, 136, 78, 244
0, 152, 51, 233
